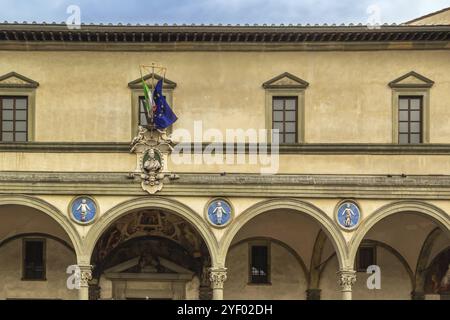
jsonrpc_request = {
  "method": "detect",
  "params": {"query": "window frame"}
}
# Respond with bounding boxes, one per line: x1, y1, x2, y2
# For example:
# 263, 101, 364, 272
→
0, 90, 35, 142
265, 89, 305, 144
398, 95, 424, 144
130, 88, 174, 137
248, 240, 271, 285
356, 244, 377, 272
391, 88, 430, 144
271, 96, 299, 144
22, 238, 47, 281
0, 96, 30, 142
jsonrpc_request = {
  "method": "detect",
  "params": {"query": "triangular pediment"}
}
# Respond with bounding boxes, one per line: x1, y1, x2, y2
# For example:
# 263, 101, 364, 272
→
128, 73, 177, 89
0, 72, 39, 88
104, 256, 194, 275
263, 72, 309, 89
388, 71, 434, 88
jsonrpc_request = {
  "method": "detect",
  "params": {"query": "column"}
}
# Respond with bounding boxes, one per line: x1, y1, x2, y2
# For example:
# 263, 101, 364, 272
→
78, 264, 93, 300
209, 267, 227, 300
337, 269, 356, 300
306, 288, 321, 300
411, 291, 425, 300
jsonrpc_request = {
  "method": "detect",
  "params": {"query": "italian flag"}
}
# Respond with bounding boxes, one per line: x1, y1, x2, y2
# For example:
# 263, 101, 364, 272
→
141, 78, 156, 117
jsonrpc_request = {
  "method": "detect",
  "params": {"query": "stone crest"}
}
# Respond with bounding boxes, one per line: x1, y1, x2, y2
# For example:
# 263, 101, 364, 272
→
129, 126, 179, 194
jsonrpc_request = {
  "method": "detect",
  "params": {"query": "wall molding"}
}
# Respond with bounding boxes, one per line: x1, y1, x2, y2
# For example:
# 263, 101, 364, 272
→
2, 172, 450, 198
2, 142, 450, 154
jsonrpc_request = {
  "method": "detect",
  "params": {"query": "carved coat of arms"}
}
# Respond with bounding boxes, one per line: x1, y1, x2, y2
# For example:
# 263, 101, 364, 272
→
129, 64, 179, 194
129, 126, 178, 194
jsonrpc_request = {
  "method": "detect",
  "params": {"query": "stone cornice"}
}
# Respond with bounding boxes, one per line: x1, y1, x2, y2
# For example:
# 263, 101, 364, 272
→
0, 24, 448, 51
1, 142, 450, 155
1, 172, 450, 199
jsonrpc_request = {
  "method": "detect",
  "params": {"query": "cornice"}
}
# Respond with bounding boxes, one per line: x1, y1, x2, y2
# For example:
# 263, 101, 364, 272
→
0, 24, 448, 51
1, 142, 450, 155
1, 172, 450, 199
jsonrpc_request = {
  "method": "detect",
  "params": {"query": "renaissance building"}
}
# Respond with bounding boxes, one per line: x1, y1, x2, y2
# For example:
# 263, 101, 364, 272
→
0, 8, 449, 300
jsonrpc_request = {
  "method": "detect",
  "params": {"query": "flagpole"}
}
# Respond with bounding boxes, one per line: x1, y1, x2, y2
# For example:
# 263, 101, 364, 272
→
139, 63, 168, 130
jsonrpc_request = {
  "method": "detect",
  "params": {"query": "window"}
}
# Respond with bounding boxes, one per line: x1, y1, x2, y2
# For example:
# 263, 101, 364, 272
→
22, 239, 46, 280
0, 96, 28, 142
356, 245, 376, 272
128, 74, 176, 138
138, 95, 168, 126
389, 71, 433, 144
272, 97, 298, 144
138, 96, 149, 126
250, 245, 270, 284
263, 72, 308, 143
398, 96, 423, 144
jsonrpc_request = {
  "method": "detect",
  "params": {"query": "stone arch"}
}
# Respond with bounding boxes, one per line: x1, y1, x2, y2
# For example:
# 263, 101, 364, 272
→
423, 246, 450, 296
85, 196, 219, 266
0, 194, 83, 259
0, 232, 75, 253
349, 200, 450, 265
309, 230, 329, 290
414, 227, 443, 298
219, 198, 347, 268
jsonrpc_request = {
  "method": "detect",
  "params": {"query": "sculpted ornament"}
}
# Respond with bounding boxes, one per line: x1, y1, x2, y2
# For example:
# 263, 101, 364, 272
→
337, 270, 357, 292
78, 265, 93, 287
209, 267, 228, 289
129, 126, 179, 194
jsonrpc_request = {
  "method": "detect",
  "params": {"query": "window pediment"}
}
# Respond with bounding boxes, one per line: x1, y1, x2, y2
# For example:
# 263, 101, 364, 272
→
262, 72, 309, 89
0, 72, 39, 89
128, 73, 177, 90
388, 71, 434, 89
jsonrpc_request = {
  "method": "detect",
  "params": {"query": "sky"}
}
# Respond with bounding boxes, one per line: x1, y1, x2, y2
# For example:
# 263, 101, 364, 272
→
0, 0, 449, 25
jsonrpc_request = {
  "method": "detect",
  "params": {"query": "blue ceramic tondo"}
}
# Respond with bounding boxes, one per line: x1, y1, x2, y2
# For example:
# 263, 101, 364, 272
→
70, 197, 97, 224
337, 202, 361, 229
207, 200, 232, 226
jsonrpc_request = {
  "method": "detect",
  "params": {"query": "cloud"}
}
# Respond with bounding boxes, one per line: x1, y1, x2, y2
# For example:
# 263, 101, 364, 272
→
0, 0, 449, 24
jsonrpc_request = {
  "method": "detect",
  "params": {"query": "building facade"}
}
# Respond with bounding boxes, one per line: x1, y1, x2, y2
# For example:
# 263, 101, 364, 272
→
0, 9, 449, 300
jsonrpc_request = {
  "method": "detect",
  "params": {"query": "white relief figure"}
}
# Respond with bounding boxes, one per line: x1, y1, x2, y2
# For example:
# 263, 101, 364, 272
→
144, 149, 161, 172
341, 203, 356, 228
76, 199, 92, 222
212, 201, 228, 225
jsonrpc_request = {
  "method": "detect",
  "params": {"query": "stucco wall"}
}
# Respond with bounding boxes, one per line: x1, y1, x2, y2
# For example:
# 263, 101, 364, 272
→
224, 241, 307, 300
0, 50, 449, 143
407, 9, 450, 25
320, 246, 412, 300
0, 238, 77, 300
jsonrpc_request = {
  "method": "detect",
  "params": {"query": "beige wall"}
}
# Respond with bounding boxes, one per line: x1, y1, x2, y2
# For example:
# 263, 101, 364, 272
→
0, 238, 77, 300
407, 10, 450, 25
320, 247, 412, 300
0, 50, 449, 143
224, 242, 307, 300
3, 153, 450, 176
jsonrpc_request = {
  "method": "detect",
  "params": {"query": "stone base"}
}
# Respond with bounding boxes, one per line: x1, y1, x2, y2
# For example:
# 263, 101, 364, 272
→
306, 288, 321, 300
199, 286, 213, 300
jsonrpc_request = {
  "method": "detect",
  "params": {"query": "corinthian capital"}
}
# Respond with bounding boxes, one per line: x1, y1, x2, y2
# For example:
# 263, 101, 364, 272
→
209, 267, 228, 289
78, 264, 93, 287
337, 269, 356, 292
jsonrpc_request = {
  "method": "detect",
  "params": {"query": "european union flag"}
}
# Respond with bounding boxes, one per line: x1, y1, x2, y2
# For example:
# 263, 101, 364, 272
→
152, 79, 178, 129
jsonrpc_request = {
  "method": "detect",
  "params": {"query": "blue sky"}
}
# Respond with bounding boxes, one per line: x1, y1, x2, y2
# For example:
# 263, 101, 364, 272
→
0, 0, 449, 25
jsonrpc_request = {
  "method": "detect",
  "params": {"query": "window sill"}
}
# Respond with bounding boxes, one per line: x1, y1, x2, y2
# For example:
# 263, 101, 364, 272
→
247, 282, 272, 286
21, 278, 47, 282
